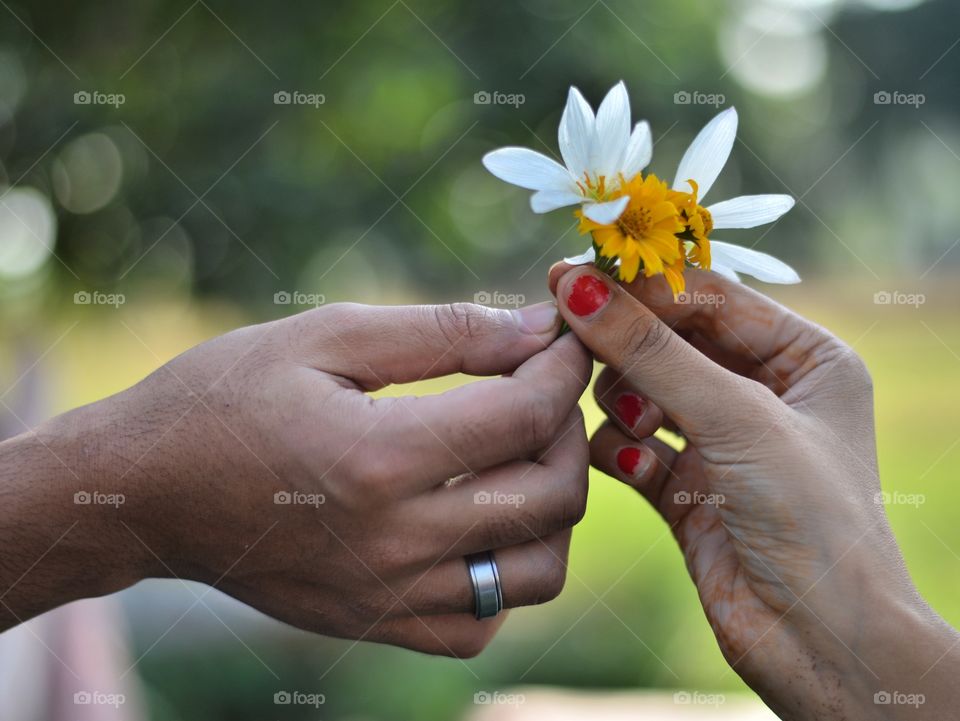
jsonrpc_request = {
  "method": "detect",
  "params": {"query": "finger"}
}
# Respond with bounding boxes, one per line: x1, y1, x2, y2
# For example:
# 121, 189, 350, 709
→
413, 407, 588, 555
401, 530, 573, 616
590, 421, 710, 528
371, 612, 507, 658
555, 266, 770, 441
298, 301, 562, 389
593, 366, 664, 439
343, 333, 592, 491
551, 262, 832, 392
590, 422, 731, 602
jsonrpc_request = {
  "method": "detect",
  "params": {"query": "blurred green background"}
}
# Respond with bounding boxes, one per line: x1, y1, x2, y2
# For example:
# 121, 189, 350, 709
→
1, 0, 959, 718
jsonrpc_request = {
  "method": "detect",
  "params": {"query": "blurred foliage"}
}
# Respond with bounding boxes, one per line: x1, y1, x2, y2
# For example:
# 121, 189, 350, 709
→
2, 0, 960, 314
2, 0, 960, 719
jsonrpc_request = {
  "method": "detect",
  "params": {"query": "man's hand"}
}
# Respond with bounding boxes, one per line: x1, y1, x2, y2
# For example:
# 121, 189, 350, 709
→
0, 301, 591, 658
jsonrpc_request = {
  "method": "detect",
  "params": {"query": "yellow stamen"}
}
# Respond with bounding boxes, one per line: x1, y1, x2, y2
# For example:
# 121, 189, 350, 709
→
575, 172, 685, 284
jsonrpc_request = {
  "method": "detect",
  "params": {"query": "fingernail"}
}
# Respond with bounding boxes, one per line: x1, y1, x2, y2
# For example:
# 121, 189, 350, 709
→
567, 274, 610, 317
514, 301, 559, 335
617, 446, 652, 478
614, 393, 645, 429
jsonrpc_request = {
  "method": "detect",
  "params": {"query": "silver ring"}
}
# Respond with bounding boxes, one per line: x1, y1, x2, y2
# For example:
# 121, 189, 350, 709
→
465, 551, 503, 619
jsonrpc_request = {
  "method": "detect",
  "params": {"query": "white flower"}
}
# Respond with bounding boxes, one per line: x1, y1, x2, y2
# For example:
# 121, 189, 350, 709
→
481, 81, 650, 225
562, 107, 800, 285
670, 107, 799, 284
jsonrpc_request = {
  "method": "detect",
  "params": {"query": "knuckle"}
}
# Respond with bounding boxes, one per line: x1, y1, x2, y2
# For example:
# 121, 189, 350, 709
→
349, 588, 391, 623
300, 302, 355, 337
534, 554, 568, 604
620, 314, 670, 366
315, 301, 357, 325
551, 470, 589, 531
440, 633, 489, 659
366, 536, 420, 578
834, 344, 873, 396
331, 447, 396, 508
742, 381, 803, 442
482, 505, 538, 548
284, 302, 358, 360
431, 302, 495, 346
518, 392, 562, 449
742, 379, 789, 425
593, 369, 620, 405
447, 631, 491, 659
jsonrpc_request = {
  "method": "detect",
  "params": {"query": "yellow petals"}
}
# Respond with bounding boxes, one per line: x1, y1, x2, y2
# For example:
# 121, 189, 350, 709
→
575, 171, 716, 291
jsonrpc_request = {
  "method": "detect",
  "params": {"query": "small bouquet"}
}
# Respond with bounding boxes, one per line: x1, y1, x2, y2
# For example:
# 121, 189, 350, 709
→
482, 82, 799, 295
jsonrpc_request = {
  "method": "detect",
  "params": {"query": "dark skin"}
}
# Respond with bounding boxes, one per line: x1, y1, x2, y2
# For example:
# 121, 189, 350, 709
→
0, 301, 593, 657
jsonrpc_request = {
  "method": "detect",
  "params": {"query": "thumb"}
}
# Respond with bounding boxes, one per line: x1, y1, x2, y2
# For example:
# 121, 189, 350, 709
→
554, 267, 768, 439
300, 301, 562, 388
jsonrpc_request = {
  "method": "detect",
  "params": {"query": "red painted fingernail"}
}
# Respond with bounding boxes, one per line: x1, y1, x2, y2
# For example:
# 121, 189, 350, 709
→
614, 393, 645, 429
617, 446, 644, 476
567, 275, 610, 317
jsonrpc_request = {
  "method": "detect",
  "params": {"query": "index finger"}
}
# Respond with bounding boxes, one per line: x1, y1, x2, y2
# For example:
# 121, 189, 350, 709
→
344, 333, 592, 492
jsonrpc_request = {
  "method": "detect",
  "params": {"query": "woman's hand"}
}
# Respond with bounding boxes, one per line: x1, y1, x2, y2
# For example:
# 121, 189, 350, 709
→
1, 301, 592, 658
550, 264, 960, 719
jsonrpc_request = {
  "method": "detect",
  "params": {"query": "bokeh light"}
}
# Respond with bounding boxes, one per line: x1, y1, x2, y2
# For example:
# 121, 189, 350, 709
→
0, 187, 56, 279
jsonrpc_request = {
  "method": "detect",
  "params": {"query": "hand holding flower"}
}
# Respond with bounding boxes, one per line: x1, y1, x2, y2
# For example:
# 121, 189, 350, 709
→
549, 263, 960, 720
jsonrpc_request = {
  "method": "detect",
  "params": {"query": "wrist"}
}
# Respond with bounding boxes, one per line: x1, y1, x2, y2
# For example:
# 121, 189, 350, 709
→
0, 402, 153, 628
841, 591, 959, 719
770, 586, 959, 720
53, 393, 183, 582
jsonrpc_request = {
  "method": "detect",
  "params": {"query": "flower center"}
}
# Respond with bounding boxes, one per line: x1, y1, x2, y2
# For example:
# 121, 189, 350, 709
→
617, 206, 655, 240
576, 172, 608, 200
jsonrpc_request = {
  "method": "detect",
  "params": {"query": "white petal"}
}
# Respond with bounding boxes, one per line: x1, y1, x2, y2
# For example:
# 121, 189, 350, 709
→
592, 81, 631, 179
710, 240, 800, 284
710, 261, 740, 283
582, 196, 629, 224
482, 147, 574, 192
563, 246, 596, 265
558, 87, 595, 179
530, 189, 583, 213
708, 194, 795, 229
672, 107, 738, 202
620, 121, 652, 180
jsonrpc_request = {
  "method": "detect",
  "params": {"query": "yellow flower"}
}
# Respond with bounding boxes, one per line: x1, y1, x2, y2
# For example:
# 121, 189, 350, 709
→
576, 173, 684, 285
669, 178, 713, 273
